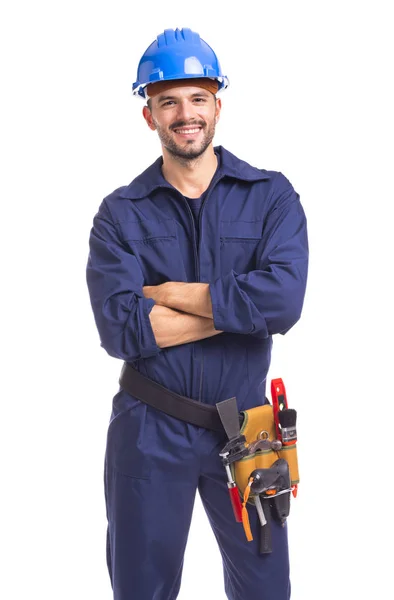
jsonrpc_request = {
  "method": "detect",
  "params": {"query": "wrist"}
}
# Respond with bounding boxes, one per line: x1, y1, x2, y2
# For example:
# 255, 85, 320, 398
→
161, 281, 174, 306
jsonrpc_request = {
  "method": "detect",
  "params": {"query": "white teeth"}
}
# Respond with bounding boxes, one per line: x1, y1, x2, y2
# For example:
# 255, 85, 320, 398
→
174, 128, 200, 134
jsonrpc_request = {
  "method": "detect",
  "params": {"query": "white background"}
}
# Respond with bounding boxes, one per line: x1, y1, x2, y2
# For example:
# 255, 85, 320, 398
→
1, 1, 393, 599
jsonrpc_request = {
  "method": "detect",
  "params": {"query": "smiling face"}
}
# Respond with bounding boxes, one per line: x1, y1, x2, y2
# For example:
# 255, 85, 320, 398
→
142, 85, 221, 161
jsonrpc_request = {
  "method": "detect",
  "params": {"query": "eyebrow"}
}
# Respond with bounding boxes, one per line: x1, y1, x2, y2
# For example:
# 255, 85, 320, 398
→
157, 91, 210, 103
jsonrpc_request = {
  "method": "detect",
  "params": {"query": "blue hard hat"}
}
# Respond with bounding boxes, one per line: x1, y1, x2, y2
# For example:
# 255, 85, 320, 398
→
132, 28, 229, 99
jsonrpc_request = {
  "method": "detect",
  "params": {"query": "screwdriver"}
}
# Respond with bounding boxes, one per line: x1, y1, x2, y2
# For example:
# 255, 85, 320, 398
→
254, 494, 267, 526
223, 461, 243, 522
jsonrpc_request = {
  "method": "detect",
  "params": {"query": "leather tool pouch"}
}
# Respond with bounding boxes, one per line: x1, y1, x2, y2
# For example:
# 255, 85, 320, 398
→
231, 404, 299, 503
118, 363, 299, 511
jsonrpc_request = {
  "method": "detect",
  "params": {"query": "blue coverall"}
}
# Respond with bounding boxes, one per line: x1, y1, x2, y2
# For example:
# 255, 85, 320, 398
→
86, 146, 309, 600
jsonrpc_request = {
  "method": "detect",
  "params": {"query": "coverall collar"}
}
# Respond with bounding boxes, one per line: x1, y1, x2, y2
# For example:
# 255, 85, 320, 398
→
119, 146, 271, 200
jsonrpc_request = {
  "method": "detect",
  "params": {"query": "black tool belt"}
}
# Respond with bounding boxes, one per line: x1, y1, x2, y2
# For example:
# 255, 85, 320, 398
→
119, 362, 297, 555
119, 362, 227, 433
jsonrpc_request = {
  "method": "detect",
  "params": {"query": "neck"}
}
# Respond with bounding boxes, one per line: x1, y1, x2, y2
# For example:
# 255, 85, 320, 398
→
161, 145, 218, 198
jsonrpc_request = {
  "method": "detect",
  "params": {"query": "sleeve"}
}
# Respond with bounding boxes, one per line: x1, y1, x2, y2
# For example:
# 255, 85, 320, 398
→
86, 199, 162, 361
209, 173, 309, 338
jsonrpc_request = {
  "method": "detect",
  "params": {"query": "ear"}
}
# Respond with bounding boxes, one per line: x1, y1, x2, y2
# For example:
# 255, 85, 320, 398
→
215, 97, 222, 124
143, 105, 156, 130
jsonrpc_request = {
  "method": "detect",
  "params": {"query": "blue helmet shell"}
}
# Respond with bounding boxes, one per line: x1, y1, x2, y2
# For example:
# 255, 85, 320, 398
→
132, 28, 229, 99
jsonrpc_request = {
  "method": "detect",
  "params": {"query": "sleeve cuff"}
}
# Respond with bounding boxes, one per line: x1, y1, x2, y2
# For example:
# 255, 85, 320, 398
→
139, 297, 162, 359
209, 272, 265, 336
209, 279, 227, 332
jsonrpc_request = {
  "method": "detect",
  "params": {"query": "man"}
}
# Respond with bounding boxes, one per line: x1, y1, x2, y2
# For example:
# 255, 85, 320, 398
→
86, 27, 308, 600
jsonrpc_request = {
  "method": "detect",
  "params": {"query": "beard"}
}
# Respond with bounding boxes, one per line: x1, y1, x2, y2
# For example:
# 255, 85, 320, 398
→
153, 117, 216, 162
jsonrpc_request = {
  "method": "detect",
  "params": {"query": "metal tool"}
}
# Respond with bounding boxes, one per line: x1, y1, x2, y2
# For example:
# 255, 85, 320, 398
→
271, 378, 298, 497
249, 459, 292, 554
270, 439, 283, 451
258, 496, 273, 554
248, 438, 272, 453
250, 460, 292, 523
222, 463, 243, 523
216, 397, 249, 523
254, 494, 267, 527
247, 430, 283, 454
271, 378, 288, 441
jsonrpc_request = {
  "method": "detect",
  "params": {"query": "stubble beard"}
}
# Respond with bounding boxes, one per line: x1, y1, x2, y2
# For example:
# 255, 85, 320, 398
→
153, 118, 216, 164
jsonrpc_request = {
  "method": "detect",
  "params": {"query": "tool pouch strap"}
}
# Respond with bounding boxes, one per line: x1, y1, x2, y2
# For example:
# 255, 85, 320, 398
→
232, 405, 300, 501
119, 363, 299, 501
119, 362, 226, 432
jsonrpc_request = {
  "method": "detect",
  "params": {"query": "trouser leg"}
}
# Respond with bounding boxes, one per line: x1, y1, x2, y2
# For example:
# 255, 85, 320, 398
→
105, 463, 198, 600
198, 434, 291, 600
104, 392, 200, 600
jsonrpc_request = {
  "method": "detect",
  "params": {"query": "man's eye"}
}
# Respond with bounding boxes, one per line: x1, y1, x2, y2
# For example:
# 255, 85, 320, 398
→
194, 98, 206, 103
162, 100, 175, 106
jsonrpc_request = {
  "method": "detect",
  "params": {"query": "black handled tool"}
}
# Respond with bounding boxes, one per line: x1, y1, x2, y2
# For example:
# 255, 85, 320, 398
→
249, 459, 292, 553
278, 409, 297, 445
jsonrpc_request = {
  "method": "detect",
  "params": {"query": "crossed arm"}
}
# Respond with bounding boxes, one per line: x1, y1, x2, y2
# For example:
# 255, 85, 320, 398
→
143, 282, 223, 348
87, 177, 308, 361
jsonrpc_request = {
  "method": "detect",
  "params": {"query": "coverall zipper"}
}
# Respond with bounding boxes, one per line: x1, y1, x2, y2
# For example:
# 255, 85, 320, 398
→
198, 352, 204, 402
179, 196, 200, 282
175, 173, 224, 402
176, 194, 204, 401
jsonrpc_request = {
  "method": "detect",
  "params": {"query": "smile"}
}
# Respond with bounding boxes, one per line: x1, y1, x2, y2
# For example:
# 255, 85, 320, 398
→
173, 127, 202, 135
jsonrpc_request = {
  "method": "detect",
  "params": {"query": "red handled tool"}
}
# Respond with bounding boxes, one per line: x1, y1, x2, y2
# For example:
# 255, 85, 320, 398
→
216, 397, 250, 523
271, 378, 288, 441
271, 378, 298, 497
224, 464, 243, 522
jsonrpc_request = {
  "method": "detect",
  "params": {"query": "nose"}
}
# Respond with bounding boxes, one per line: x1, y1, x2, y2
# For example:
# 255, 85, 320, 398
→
176, 99, 195, 122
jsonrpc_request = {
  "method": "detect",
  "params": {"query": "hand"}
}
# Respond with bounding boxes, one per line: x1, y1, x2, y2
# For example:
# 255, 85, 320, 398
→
143, 282, 213, 319
143, 283, 170, 305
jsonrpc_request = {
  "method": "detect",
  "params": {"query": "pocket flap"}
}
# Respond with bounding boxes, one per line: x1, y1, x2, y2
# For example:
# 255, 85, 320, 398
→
220, 220, 262, 240
119, 218, 177, 241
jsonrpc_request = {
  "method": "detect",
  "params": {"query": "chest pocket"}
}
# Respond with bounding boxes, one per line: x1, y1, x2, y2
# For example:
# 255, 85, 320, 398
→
220, 221, 263, 275
118, 218, 187, 285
